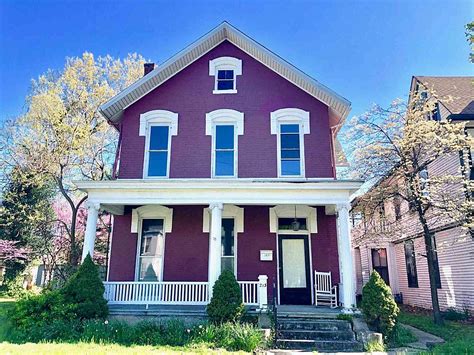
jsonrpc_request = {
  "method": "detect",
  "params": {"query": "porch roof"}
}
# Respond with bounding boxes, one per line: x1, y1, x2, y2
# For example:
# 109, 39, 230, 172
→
74, 179, 363, 215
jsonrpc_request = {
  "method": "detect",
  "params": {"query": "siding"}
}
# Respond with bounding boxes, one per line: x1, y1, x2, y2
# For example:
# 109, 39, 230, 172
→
395, 227, 474, 312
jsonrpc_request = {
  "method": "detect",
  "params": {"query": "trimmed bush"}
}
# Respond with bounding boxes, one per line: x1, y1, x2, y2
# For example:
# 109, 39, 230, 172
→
206, 270, 244, 324
361, 271, 399, 336
62, 254, 108, 320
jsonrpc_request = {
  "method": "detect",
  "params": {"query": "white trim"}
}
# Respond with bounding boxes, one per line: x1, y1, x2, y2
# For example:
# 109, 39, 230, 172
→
203, 204, 244, 233
134, 217, 167, 282
205, 109, 244, 136
99, 22, 351, 124
140, 110, 178, 179
209, 56, 242, 94
139, 110, 179, 137
269, 205, 317, 233
131, 205, 173, 233
204, 205, 243, 279
271, 108, 310, 178
75, 179, 361, 206
206, 109, 244, 178
209, 56, 242, 75
270, 108, 310, 135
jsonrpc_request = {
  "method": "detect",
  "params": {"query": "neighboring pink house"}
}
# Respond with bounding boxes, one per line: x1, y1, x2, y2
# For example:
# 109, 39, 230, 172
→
352, 76, 474, 312
75, 23, 362, 311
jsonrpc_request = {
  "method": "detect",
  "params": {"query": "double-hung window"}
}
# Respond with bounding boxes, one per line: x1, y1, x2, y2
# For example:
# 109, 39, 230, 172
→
206, 109, 244, 178
280, 124, 303, 176
270, 108, 309, 178
138, 219, 165, 281
209, 57, 242, 94
214, 125, 236, 177
146, 125, 170, 177
217, 70, 235, 91
140, 110, 178, 179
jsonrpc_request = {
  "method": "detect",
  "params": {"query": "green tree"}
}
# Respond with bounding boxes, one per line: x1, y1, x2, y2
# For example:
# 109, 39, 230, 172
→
361, 271, 399, 336
0, 52, 145, 266
0, 167, 55, 283
345, 90, 473, 325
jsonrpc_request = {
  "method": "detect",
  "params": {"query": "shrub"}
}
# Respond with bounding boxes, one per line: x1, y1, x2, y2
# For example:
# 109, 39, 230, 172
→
206, 270, 244, 324
361, 271, 399, 336
62, 254, 108, 320
9, 290, 75, 330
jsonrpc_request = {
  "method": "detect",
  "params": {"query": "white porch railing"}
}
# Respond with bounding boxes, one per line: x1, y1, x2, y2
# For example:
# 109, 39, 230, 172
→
238, 281, 259, 305
103, 275, 268, 309
104, 281, 210, 305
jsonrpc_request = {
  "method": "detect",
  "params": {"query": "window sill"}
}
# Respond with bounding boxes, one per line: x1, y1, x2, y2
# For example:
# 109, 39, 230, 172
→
213, 89, 237, 94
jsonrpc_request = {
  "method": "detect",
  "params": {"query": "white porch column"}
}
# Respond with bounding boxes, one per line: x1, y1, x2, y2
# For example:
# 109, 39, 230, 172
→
208, 203, 223, 298
336, 202, 356, 311
81, 202, 100, 262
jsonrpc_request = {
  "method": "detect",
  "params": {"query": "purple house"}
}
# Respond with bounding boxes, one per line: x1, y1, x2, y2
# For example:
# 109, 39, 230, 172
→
76, 23, 362, 311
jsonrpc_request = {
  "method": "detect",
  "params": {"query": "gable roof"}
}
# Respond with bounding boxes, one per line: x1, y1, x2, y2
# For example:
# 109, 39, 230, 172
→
412, 76, 474, 117
99, 22, 351, 129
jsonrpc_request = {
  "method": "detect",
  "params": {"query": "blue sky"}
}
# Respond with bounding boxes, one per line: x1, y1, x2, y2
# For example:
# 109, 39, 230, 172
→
0, 0, 472, 123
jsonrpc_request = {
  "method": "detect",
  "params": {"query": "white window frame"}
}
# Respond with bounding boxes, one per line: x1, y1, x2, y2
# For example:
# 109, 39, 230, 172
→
205, 109, 244, 178
132, 205, 173, 282
209, 56, 242, 94
221, 217, 238, 277
139, 110, 178, 179
203, 205, 244, 279
134, 218, 166, 282
270, 108, 310, 178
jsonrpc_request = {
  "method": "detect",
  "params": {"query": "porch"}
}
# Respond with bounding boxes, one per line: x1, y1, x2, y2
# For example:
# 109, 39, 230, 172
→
75, 179, 362, 311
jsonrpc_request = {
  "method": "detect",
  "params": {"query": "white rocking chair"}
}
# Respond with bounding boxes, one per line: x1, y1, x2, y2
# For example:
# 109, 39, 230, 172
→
314, 271, 338, 308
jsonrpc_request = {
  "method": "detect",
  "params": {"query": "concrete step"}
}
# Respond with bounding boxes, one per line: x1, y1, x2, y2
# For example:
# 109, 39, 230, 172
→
277, 319, 352, 331
276, 338, 364, 352
278, 329, 355, 341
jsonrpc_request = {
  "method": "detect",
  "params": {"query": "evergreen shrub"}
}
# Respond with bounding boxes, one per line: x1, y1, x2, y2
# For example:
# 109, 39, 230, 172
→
206, 270, 244, 324
361, 271, 399, 336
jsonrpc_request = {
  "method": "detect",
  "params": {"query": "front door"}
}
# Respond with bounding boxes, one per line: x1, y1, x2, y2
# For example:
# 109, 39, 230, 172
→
278, 235, 311, 305
371, 248, 390, 286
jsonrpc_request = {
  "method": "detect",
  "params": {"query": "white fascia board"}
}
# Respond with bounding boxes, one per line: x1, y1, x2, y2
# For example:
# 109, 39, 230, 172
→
99, 22, 350, 124
73, 179, 363, 206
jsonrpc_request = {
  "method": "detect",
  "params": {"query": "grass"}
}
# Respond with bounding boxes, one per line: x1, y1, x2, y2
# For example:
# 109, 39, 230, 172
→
0, 342, 245, 354
0, 299, 249, 354
399, 308, 474, 354
387, 324, 417, 348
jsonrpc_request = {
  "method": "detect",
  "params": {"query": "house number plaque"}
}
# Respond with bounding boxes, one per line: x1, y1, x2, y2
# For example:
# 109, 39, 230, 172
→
260, 250, 273, 261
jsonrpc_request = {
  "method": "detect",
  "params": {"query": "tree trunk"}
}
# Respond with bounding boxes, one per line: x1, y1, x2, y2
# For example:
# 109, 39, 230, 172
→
69, 206, 79, 266
418, 211, 444, 325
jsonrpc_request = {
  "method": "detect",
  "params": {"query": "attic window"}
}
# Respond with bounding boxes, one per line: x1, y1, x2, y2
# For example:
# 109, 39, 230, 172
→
209, 57, 242, 94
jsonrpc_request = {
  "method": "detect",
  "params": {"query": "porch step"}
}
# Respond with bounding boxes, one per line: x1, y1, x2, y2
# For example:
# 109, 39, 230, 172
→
276, 317, 362, 352
278, 319, 352, 331
278, 329, 355, 341
275, 339, 363, 352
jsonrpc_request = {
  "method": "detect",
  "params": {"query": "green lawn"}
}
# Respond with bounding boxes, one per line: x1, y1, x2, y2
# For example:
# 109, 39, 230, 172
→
399, 309, 474, 354
0, 299, 246, 354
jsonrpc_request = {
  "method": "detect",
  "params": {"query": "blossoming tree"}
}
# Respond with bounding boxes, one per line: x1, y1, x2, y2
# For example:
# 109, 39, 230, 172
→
344, 90, 473, 324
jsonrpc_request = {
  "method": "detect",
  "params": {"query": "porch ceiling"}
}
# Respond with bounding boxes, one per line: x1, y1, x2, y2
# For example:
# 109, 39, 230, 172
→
74, 179, 363, 214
